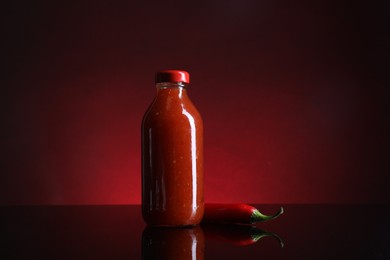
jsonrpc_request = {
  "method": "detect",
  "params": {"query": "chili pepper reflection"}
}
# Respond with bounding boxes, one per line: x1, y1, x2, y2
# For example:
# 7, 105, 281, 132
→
142, 225, 204, 260
202, 223, 284, 247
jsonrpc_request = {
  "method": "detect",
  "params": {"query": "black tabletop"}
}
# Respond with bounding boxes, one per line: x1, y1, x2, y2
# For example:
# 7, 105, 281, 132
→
1, 205, 389, 259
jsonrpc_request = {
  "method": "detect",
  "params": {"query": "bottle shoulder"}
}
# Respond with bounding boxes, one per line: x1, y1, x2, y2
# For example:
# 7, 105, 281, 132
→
142, 95, 203, 126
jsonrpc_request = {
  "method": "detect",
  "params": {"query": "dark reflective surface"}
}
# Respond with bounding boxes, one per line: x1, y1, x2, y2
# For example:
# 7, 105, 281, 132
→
1, 205, 389, 259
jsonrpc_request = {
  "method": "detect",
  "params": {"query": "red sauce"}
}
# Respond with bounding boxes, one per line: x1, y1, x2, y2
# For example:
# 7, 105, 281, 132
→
142, 71, 204, 226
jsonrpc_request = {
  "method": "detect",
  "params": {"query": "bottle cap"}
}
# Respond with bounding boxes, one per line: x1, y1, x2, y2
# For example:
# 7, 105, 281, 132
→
155, 70, 190, 84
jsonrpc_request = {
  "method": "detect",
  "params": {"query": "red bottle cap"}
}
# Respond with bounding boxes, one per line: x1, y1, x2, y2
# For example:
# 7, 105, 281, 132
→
155, 70, 190, 84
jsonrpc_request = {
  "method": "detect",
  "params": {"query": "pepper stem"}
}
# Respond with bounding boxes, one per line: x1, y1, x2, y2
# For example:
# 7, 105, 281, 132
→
250, 207, 284, 223
251, 228, 284, 248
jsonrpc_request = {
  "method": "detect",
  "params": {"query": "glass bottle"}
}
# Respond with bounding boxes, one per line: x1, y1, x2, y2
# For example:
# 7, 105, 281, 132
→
141, 70, 204, 226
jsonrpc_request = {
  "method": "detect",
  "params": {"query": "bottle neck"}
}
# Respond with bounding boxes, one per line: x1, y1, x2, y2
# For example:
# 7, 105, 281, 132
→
156, 82, 188, 98
156, 82, 187, 89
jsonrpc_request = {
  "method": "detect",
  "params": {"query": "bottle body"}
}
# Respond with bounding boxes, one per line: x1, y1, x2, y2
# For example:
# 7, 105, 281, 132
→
142, 80, 204, 226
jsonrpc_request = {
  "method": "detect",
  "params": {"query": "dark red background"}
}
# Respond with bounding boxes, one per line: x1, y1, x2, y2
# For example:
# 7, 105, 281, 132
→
1, 0, 389, 205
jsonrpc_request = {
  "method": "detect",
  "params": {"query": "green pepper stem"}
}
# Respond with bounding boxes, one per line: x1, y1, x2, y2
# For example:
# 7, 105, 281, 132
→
250, 207, 284, 223
251, 228, 284, 248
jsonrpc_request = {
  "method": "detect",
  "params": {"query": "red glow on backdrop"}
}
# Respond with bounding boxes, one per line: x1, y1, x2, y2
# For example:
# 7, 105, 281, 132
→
1, 0, 389, 204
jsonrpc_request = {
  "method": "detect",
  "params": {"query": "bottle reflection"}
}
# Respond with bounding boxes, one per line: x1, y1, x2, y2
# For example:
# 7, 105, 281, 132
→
142, 225, 205, 260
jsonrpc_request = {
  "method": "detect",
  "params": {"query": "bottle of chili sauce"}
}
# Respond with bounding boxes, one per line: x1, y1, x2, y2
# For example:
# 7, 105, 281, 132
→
142, 70, 204, 226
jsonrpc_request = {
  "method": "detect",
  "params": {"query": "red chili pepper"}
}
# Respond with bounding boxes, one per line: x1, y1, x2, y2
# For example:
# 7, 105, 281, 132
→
202, 203, 284, 224
202, 223, 284, 247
